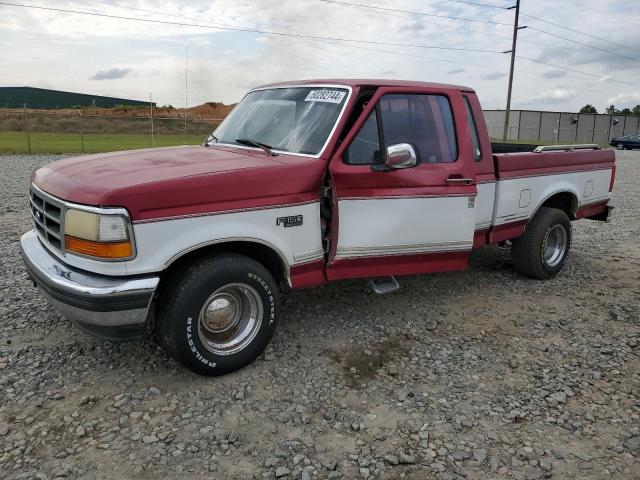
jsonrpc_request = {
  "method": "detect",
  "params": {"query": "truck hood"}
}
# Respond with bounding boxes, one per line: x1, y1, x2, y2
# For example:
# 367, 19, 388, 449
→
33, 145, 325, 221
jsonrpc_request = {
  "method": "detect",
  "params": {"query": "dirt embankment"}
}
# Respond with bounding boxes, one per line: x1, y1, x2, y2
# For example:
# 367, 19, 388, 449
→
0, 102, 235, 120
0, 102, 236, 135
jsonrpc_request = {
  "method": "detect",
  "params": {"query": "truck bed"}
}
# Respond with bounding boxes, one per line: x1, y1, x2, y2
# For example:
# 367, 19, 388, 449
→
483, 146, 615, 245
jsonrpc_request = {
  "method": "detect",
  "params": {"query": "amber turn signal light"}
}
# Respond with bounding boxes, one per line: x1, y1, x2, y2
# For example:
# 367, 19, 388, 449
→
65, 236, 133, 259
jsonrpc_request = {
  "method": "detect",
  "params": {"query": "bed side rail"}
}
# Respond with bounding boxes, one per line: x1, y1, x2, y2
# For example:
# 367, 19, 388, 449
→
533, 144, 600, 153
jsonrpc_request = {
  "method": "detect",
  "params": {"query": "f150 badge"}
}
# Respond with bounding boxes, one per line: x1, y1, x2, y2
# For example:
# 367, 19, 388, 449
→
276, 215, 303, 228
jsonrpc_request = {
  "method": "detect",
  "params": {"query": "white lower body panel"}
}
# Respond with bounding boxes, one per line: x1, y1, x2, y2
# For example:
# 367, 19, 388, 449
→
335, 196, 475, 259
493, 169, 612, 225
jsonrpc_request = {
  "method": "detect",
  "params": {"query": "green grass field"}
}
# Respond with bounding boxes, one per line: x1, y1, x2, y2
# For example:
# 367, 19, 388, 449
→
0, 131, 206, 154
1, 131, 610, 155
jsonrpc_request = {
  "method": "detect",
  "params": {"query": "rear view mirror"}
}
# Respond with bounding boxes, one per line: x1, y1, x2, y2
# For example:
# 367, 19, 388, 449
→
372, 143, 417, 171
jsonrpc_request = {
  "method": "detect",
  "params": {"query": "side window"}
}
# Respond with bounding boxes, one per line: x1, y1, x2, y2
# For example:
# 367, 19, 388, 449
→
463, 96, 482, 161
379, 94, 457, 163
343, 93, 457, 165
344, 110, 381, 165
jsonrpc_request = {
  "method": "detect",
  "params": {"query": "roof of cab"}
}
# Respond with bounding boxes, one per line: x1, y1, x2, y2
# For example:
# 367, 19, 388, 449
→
254, 79, 475, 93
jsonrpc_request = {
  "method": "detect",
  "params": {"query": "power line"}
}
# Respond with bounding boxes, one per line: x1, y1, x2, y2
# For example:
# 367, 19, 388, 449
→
443, 0, 640, 56
343, 1, 558, 49
526, 26, 640, 63
516, 55, 637, 87
446, 0, 509, 9
83, 0, 244, 28
520, 11, 640, 55
2, 1, 636, 89
561, 0, 608, 15
91, 0, 545, 84
318, 0, 513, 25
320, 0, 640, 64
0, 1, 513, 95
323, 0, 640, 61
0, 2, 504, 53
88, 0, 532, 51
314, 36, 594, 84
91, 0, 555, 50
315, 36, 509, 73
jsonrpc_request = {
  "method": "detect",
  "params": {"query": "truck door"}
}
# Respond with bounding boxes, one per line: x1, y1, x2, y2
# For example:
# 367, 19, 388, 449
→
326, 87, 477, 281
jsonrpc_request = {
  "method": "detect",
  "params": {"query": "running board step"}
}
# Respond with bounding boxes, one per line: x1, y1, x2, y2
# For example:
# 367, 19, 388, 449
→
367, 276, 400, 295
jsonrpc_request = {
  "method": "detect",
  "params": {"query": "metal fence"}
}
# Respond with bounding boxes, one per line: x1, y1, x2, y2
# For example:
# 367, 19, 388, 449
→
0, 110, 222, 153
5, 107, 637, 154
483, 109, 640, 145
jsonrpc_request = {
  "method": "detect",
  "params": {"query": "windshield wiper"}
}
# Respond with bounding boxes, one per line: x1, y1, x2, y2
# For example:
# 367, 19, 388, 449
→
235, 138, 277, 156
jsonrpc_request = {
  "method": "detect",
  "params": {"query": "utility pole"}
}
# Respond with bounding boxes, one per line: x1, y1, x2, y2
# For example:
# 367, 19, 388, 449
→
502, 0, 526, 141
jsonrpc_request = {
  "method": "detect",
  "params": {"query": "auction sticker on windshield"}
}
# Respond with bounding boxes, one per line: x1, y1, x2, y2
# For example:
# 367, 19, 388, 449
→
304, 90, 346, 104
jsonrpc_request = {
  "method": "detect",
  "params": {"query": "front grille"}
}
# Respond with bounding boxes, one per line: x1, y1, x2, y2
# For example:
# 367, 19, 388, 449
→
30, 186, 65, 253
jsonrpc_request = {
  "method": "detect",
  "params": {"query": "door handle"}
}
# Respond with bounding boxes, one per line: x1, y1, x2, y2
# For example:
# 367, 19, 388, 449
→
446, 177, 474, 185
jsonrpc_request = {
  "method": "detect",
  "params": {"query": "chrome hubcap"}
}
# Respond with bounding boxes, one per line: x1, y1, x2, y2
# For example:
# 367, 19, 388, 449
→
197, 283, 263, 356
542, 224, 567, 267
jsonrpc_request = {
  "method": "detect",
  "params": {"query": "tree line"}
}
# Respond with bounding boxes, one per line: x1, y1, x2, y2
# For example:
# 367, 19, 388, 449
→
580, 104, 640, 115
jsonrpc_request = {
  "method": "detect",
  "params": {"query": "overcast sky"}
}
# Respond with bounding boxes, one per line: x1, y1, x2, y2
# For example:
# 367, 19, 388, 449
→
1, 0, 639, 112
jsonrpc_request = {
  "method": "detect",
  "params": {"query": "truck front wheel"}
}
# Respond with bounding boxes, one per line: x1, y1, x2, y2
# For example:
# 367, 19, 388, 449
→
158, 254, 279, 376
511, 207, 572, 279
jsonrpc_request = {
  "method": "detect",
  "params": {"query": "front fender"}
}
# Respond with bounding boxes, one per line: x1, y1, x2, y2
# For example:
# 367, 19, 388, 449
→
125, 202, 323, 276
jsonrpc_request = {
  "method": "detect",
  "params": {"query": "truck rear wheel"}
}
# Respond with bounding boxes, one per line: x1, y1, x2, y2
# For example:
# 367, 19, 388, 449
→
511, 207, 571, 279
158, 254, 279, 376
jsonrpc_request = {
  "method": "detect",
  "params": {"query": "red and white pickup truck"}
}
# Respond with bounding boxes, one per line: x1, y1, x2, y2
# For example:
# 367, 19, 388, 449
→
20, 80, 615, 375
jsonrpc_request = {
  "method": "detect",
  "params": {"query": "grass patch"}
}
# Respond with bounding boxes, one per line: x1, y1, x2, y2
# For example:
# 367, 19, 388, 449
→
0, 131, 206, 154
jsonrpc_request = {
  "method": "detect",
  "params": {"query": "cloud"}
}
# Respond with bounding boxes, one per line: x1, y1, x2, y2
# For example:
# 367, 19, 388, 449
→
530, 89, 577, 101
606, 92, 640, 106
542, 70, 567, 79
446, 68, 465, 75
481, 72, 506, 81
90, 68, 132, 81
406, 22, 426, 31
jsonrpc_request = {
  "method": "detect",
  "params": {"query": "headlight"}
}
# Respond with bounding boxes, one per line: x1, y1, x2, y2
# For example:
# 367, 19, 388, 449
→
64, 209, 133, 259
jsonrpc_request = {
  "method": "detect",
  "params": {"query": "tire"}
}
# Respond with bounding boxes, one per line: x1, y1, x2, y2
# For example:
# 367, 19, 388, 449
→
616, 143, 625, 150
511, 207, 571, 280
158, 254, 279, 376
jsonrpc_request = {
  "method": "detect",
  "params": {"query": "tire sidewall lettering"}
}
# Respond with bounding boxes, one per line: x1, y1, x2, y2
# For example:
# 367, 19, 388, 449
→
186, 316, 217, 368
248, 272, 276, 325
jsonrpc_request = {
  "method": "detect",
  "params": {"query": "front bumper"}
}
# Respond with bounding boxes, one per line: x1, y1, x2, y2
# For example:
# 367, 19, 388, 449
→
19, 229, 159, 341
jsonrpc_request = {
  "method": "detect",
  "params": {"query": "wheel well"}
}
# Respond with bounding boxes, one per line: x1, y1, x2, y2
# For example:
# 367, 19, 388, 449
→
160, 241, 289, 293
539, 192, 578, 220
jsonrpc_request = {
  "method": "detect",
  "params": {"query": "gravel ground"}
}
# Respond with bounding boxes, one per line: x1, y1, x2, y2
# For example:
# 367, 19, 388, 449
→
0, 151, 638, 480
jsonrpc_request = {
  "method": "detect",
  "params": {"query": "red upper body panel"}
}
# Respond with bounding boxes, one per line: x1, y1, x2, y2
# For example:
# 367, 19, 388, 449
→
493, 149, 615, 179
32, 145, 326, 221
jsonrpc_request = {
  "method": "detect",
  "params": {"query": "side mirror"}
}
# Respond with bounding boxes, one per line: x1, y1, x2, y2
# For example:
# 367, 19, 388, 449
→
373, 143, 417, 171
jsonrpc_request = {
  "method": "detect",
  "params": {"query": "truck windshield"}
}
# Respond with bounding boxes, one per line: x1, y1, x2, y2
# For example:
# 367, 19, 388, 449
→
211, 87, 349, 156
